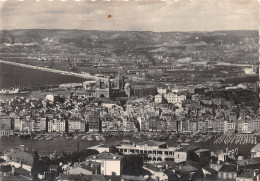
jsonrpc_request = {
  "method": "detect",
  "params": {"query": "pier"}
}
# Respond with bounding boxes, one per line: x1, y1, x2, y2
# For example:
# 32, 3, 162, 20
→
0, 60, 99, 80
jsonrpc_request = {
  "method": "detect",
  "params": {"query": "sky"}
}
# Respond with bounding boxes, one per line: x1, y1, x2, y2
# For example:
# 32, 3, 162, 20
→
0, 0, 258, 32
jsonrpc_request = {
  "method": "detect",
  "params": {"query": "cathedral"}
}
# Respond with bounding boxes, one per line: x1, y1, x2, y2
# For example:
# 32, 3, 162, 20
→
94, 74, 131, 99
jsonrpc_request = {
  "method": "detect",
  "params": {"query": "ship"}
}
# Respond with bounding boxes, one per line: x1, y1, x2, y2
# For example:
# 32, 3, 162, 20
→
0, 88, 31, 95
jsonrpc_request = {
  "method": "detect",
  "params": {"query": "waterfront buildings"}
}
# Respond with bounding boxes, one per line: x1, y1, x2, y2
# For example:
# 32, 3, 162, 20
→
0, 115, 13, 136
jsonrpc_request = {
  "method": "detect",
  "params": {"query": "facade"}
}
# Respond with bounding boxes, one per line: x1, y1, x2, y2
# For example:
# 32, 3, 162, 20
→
14, 117, 21, 132
48, 119, 65, 133
116, 140, 176, 162
174, 145, 199, 163
164, 93, 186, 104
251, 144, 260, 158
68, 117, 85, 132
20, 119, 32, 133
64, 161, 101, 175
88, 115, 101, 132
95, 78, 111, 99
86, 153, 123, 176
0, 115, 13, 136
154, 95, 163, 104
236, 170, 260, 181
218, 164, 237, 180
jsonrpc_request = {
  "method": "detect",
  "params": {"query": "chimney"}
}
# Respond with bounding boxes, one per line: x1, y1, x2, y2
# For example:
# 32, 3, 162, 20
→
11, 166, 15, 175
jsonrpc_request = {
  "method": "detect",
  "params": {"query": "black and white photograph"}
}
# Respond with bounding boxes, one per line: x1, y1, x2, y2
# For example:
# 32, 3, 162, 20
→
0, 0, 259, 180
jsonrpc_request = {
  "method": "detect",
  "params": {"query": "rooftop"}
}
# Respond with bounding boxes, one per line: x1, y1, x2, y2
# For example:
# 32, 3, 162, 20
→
87, 152, 123, 160
79, 161, 101, 172
237, 170, 259, 178
218, 164, 238, 173
136, 140, 166, 147
176, 145, 199, 152
251, 143, 260, 152
59, 174, 105, 181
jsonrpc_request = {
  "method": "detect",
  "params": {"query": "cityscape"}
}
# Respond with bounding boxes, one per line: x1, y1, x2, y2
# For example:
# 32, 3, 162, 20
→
0, 0, 259, 181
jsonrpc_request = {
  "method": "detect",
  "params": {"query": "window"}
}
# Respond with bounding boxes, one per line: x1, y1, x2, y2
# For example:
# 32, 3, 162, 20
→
102, 161, 104, 167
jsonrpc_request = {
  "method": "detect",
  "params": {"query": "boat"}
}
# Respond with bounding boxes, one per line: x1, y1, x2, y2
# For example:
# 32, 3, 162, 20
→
81, 135, 87, 140
0, 88, 31, 95
95, 135, 101, 141
87, 135, 93, 141
45, 136, 53, 141
33, 135, 41, 140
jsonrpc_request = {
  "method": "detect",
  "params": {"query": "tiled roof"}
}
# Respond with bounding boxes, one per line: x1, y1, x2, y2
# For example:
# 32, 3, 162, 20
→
80, 161, 101, 172
15, 167, 31, 175
1, 175, 33, 181
176, 145, 199, 152
202, 166, 218, 175
59, 174, 106, 181
218, 164, 237, 173
136, 140, 166, 147
5, 149, 33, 166
237, 170, 258, 178
121, 175, 150, 181
251, 143, 260, 152
144, 164, 160, 172
87, 153, 123, 160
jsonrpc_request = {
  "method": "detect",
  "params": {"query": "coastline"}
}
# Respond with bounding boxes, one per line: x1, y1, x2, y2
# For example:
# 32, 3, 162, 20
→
0, 59, 98, 81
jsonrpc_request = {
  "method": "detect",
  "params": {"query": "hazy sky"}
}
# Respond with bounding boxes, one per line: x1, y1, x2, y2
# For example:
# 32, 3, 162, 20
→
0, 0, 258, 32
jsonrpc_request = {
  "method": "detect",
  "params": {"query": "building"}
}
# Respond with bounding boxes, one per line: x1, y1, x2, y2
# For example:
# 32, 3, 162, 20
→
20, 119, 32, 134
58, 174, 106, 181
88, 115, 101, 132
218, 164, 238, 180
236, 169, 260, 181
131, 85, 157, 97
86, 153, 123, 176
68, 117, 85, 132
116, 140, 176, 162
163, 93, 186, 104
251, 144, 260, 158
194, 149, 211, 167
0, 115, 13, 136
14, 117, 21, 132
3, 146, 34, 172
95, 78, 111, 99
48, 119, 65, 133
64, 161, 101, 175
174, 145, 199, 163
45, 94, 61, 104
154, 95, 163, 103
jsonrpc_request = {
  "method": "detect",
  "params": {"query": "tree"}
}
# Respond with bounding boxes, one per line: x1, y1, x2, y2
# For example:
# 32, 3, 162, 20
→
31, 151, 46, 180
0, 158, 5, 163
121, 154, 144, 176
0, 165, 12, 173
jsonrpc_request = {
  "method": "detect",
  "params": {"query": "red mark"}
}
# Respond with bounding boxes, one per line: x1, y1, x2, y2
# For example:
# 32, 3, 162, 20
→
108, 14, 112, 19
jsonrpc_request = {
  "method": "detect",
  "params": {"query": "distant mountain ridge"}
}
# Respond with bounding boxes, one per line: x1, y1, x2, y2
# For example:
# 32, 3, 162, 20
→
0, 29, 257, 47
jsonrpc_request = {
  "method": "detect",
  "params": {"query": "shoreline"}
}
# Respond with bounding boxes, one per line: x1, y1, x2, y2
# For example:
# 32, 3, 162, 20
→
0, 59, 98, 81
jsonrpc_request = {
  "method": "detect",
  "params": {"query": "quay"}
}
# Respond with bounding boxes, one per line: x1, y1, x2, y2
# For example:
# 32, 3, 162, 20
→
0, 59, 99, 80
